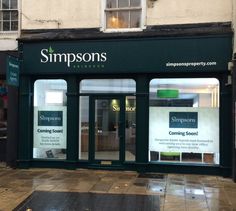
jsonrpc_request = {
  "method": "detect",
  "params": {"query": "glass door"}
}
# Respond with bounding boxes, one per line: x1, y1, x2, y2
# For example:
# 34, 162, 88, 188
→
90, 96, 125, 165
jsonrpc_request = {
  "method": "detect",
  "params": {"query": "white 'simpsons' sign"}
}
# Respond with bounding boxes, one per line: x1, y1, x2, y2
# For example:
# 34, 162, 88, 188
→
40, 46, 107, 67
149, 107, 219, 153
33, 106, 67, 149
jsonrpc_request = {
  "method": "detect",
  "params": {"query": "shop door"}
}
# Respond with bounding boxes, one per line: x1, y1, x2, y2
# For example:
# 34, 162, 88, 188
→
90, 96, 125, 165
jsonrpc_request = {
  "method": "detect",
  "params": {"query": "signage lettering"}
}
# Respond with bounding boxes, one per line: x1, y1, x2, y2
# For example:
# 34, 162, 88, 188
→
40, 47, 107, 67
7, 56, 20, 87
112, 105, 136, 112
34, 106, 67, 149
38, 111, 63, 126
169, 112, 198, 128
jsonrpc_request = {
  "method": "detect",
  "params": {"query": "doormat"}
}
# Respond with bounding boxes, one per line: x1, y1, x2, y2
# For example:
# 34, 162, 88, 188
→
138, 173, 165, 179
14, 191, 160, 211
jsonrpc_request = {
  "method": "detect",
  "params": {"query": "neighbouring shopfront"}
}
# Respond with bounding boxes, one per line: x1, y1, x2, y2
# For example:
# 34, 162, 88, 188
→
18, 31, 233, 176
0, 52, 18, 167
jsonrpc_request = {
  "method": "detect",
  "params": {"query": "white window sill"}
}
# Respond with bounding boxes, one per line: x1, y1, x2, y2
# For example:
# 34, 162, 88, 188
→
0, 31, 18, 34
102, 28, 145, 33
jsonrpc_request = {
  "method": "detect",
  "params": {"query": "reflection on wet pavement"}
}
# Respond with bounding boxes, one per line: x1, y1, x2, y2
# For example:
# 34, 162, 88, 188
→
0, 167, 235, 210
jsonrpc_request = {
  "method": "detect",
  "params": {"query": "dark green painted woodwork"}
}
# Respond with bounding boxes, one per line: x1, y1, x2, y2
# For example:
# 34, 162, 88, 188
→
18, 76, 32, 167
119, 96, 126, 163
233, 62, 236, 182
88, 96, 95, 163
219, 76, 232, 177
66, 77, 79, 169
136, 75, 149, 166
21, 35, 232, 75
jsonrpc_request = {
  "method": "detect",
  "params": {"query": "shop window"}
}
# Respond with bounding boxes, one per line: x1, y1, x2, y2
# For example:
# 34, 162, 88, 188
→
149, 78, 220, 165
79, 96, 89, 160
103, 0, 145, 31
79, 79, 136, 162
125, 96, 136, 161
0, 0, 18, 31
33, 79, 67, 159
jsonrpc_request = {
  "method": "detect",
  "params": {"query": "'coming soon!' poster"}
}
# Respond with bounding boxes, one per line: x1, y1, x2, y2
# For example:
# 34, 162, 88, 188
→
149, 107, 219, 154
33, 106, 67, 149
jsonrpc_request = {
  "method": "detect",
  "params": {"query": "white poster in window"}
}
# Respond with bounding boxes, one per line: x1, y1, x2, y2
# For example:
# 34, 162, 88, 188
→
149, 107, 219, 153
33, 106, 67, 149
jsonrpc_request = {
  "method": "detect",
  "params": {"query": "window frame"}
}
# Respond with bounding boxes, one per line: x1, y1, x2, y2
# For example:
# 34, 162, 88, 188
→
101, 0, 146, 32
33, 79, 68, 160
0, 0, 18, 32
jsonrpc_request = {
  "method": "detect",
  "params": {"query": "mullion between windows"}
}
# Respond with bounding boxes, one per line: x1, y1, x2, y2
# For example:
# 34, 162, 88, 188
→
9, 10, 11, 30
0, 1, 2, 31
128, 10, 131, 28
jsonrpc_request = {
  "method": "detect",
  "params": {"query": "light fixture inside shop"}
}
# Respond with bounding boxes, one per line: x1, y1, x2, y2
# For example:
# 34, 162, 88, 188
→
157, 89, 179, 98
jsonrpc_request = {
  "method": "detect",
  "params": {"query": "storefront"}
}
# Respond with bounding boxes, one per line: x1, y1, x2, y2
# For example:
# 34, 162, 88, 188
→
18, 30, 233, 176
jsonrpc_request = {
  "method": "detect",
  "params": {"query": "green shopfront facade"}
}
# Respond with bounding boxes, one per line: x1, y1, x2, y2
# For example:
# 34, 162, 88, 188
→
18, 32, 233, 176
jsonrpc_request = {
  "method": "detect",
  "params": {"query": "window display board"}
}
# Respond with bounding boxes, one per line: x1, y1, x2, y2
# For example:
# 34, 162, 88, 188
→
149, 107, 219, 153
33, 106, 67, 149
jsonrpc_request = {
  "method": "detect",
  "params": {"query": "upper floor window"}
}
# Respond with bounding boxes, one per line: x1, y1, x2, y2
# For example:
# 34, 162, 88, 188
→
0, 0, 18, 32
103, 0, 145, 31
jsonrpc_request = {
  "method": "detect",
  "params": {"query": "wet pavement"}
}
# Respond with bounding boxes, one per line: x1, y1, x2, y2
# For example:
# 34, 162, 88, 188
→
0, 165, 236, 211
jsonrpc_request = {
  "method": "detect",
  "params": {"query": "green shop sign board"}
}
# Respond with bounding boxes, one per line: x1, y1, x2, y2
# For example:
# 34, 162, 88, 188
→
7, 56, 20, 86
22, 35, 232, 75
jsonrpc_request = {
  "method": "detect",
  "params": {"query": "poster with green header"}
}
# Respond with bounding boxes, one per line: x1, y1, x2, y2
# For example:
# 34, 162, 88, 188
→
33, 106, 67, 149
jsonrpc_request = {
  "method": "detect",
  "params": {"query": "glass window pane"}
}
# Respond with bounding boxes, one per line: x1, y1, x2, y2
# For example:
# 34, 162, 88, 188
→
130, 10, 140, 28
80, 79, 136, 94
118, 11, 129, 28
130, 0, 141, 7
33, 79, 67, 160
95, 99, 120, 160
106, 0, 117, 8
0, 21, 2, 31
149, 78, 220, 165
3, 21, 10, 31
79, 96, 89, 160
11, 11, 18, 20
3, 11, 10, 20
11, 21, 18, 30
118, 0, 129, 8
10, 0, 17, 9
125, 96, 136, 161
2, 0, 10, 9
106, 11, 118, 29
